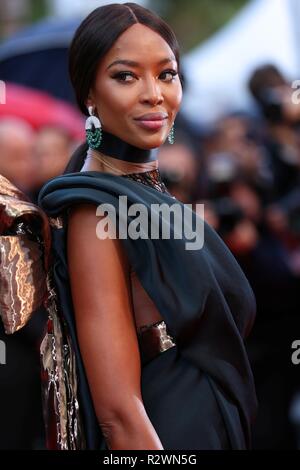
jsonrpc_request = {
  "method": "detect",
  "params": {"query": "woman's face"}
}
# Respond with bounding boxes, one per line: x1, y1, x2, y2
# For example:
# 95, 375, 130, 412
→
87, 23, 182, 149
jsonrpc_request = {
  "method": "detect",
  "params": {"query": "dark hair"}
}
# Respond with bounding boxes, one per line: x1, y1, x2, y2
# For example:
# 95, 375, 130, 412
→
247, 64, 287, 123
248, 64, 286, 103
65, 3, 181, 173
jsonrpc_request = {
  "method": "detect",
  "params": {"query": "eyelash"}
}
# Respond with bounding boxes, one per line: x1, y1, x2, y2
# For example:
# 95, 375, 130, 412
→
112, 69, 178, 83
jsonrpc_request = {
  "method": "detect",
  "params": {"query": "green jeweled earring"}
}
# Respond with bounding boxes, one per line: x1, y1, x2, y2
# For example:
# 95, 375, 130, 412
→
85, 106, 102, 149
167, 123, 175, 145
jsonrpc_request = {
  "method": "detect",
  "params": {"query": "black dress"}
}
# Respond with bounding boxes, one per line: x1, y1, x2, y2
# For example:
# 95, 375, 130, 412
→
38, 168, 257, 450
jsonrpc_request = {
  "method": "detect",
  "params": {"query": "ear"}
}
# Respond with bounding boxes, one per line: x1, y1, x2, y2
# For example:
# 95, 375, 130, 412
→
85, 91, 95, 110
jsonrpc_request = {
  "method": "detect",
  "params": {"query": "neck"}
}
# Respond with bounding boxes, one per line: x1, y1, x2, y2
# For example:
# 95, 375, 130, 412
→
85, 147, 158, 175
94, 129, 157, 163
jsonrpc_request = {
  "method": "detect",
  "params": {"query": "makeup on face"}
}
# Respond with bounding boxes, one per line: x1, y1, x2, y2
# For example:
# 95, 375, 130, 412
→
89, 24, 182, 149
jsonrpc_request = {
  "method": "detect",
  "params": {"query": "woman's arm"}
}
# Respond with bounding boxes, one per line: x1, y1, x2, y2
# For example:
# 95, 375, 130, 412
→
67, 204, 163, 450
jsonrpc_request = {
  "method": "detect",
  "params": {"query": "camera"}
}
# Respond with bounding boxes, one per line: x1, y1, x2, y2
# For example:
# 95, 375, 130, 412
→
257, 87, 284, 123
213, 197, 244, 237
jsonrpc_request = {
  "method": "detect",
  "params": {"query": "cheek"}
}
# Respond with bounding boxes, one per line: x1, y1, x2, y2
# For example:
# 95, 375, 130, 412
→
94, 80, 135, 117
167, 83, 182, 115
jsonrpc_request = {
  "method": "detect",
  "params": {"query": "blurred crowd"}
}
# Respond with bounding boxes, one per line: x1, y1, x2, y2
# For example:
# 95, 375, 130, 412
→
1, 62, 300, 450
0, 120, 76, 201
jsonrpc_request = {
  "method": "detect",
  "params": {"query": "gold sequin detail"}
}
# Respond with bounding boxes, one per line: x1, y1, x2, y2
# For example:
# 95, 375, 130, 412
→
0, 236, 47, 334
137, 320, 176, 364
40, 273, 86, 450
49, 216, 64, 229
0, 175, 51, 334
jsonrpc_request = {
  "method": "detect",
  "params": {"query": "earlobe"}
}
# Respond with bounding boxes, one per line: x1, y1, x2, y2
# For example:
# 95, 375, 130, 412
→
86, 100, 93, 110
86, 91, 95, 110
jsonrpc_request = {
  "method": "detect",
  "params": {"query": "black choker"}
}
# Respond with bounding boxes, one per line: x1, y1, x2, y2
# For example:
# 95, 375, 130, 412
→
92, 129, 157, 163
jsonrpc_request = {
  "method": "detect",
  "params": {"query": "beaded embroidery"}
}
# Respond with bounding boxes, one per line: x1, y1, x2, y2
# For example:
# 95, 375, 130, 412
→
122, 168, 173, 196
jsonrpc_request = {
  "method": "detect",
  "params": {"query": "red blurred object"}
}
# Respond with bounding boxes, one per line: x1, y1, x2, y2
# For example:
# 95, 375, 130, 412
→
0, 82, 85, 141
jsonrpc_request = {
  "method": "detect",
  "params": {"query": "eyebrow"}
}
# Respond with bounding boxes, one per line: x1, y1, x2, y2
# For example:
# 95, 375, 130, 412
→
106, 57, 176, 70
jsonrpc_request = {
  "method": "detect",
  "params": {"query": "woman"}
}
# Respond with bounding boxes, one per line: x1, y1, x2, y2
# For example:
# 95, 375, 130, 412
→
38, 2, 257, 450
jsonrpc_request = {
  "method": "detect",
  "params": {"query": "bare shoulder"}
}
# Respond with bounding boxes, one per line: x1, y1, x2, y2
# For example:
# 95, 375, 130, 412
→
67, 202, 130, 278
68, 203, 99, 230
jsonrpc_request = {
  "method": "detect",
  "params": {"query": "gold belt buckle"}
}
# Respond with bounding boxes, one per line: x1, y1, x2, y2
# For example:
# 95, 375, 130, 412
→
137, 320, 176, 365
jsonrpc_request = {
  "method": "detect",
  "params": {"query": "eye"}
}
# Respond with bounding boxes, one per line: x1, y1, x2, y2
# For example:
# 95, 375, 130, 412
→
111, 71, 136, 83
160, 70, 178, 82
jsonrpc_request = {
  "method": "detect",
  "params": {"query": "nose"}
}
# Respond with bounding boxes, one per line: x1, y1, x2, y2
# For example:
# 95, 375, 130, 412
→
139, 77, 163, 106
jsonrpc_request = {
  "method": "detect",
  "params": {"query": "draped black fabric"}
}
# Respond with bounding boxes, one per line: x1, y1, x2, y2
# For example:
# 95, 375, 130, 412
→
38, 171, 257, 449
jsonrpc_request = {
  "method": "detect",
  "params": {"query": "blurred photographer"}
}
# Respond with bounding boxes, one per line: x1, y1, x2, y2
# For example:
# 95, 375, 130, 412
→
202, 113, 273, 204
265, 187, 300, 276
212, 197, 259, 255
248, 64, 300, 200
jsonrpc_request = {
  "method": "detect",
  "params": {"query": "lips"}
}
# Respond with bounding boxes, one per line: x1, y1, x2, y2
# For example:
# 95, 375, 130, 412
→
135, 112, 168, 121
134, 112, 168, 131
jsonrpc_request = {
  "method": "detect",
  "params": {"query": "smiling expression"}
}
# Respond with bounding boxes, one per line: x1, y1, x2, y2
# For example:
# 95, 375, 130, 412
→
87, 23, 183, 149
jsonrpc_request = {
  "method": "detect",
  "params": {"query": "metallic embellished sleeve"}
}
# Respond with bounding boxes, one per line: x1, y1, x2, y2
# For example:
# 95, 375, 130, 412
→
0, 175, 51, 334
